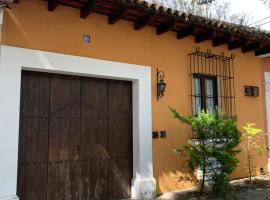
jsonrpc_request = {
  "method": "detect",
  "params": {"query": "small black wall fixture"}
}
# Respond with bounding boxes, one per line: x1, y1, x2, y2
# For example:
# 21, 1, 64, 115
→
152, 131, 159, 139
157, 68, 166, 100
245, 86, 259, 97
160, 131, 167, 138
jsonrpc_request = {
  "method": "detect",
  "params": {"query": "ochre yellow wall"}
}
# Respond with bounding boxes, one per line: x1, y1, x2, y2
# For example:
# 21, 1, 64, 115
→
3, 0, 268, 194
261, 57, 270, 72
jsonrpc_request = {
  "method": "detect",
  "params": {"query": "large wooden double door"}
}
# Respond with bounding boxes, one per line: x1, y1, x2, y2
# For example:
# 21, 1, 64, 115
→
17, 71, 133, 200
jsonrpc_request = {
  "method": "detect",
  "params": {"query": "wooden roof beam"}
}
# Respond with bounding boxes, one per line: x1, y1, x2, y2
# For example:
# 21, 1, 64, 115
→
80, 0, 97, 19
242, 42, 261, 53
134, 13, 153, 30
255, 45, 270, 56
48, 0, 59, 11
108, 6, 127, 24
228, 38, 246, 50
195, 29, 213, 43
212, 34, 231, 47
177, 26, 194, 39
156, 20, 176, 35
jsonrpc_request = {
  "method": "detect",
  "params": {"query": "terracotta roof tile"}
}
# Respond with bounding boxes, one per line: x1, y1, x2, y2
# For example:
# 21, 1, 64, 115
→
119, 0, 270, 43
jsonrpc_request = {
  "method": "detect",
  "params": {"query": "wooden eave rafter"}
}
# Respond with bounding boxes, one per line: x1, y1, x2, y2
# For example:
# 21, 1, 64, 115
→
16, 0, 270, 56
194, 28, 213, 43
255, 45, 270, 56
108, 5, 127, 24
212, 32, 231, 47
134, 13, 153, 30
48, 0, 59, 11
177, 26, 194, 39
156, 19, 176, 35
242, 42, 261, 53
228, 38, 247, 50
80, 0, 97, 19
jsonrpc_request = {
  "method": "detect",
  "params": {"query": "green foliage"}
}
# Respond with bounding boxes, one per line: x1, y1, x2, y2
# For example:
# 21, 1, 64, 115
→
241, 123, 266, 181
170, 107, 241, 198
242, 123, 263, 136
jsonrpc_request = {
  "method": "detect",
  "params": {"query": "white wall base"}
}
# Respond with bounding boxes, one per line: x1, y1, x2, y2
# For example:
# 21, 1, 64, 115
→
132, 177, 156, 199
0, 195, 19, 200
264, 72, 270, 175
268, 158, 270, 175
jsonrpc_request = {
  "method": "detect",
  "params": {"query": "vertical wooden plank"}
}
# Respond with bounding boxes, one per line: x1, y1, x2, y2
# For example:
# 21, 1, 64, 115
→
81, 78, 108, 159
47, 75, 62, 200
107, 158, 132, 199
70, 117, 81, 200
81, 78, 107, 120
69, 77, 82, 200
107, 80, 133, 199
25, 72, 40, 200
80, 159, 89, 200
17, 71, 29, 199
58, 76, 72, 200
81, 77, 108, 199
17, 118, 27, 199
80, 116, 89, 200
58, 117, 71, 200
89, 159, 108, 200
36, 73, 50, 200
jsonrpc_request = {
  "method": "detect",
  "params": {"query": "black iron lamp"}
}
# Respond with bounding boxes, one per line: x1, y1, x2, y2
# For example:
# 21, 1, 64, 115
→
157, 69, 166, 100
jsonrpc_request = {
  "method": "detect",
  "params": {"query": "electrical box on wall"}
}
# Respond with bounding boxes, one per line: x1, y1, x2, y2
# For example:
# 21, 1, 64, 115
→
244, 86, 259, 97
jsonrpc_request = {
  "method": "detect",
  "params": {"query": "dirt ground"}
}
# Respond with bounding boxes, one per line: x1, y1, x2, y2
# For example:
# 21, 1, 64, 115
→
157, 176, 270, 200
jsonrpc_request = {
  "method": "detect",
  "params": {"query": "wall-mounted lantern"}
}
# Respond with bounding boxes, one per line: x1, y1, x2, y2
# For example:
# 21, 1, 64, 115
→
157, 69, 166, 101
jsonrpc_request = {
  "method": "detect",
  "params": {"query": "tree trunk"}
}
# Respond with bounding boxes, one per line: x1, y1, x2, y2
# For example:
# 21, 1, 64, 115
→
248, 154, 252, 182
200, 139, 206, 195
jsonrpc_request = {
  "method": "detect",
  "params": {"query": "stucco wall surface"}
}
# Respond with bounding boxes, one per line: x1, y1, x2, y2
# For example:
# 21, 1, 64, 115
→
1, 0, 268, 194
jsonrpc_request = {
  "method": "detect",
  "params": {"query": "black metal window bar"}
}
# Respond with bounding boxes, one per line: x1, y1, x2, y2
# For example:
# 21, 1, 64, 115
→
189, 48, 236, 118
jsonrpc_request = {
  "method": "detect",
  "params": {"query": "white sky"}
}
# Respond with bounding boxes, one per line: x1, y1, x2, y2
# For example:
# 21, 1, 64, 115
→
152, 0, 270, 30
225, 0, 270, 31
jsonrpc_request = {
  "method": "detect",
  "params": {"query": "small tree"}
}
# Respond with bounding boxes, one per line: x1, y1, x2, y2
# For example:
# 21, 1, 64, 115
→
170, 108, 241, 198
241, 123, 266, 182
176, 0, 252, 25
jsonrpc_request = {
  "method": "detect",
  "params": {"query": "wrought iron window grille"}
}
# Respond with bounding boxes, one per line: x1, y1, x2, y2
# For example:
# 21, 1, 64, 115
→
189, 48, 236, 118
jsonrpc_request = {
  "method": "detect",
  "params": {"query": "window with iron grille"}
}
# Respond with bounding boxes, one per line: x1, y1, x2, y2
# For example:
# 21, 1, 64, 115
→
189, 48, 236, 117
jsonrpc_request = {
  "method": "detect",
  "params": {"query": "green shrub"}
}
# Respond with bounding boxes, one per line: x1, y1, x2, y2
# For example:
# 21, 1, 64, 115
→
241, 123, 266, 181
170, 108, 241, 199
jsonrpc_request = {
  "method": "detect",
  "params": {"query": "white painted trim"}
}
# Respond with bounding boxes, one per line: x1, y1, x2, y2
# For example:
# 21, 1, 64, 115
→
0, 45, 156, 199
0, 7, 5, 43
258, 53, 270, 58
264, 72, 270, 174
0, 195, 19, 200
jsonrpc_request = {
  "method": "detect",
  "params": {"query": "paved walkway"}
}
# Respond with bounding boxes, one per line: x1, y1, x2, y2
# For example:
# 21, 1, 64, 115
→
157, 176, 270, 200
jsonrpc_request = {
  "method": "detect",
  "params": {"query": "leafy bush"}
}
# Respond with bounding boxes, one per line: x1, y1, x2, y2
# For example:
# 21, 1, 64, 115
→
241, 123, 266, 181
170, 108, 241, 199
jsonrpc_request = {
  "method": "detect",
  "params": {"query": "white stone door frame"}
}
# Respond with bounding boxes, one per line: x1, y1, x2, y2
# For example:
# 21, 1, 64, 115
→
0, 45, 156, 200
264, 72, 270, 174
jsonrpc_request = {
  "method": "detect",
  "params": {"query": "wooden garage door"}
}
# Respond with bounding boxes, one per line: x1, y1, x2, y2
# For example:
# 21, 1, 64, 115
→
17, 71, 133, 200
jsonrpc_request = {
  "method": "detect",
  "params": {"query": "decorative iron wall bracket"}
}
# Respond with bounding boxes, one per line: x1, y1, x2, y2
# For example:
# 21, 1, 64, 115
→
157, 68, 166, 101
